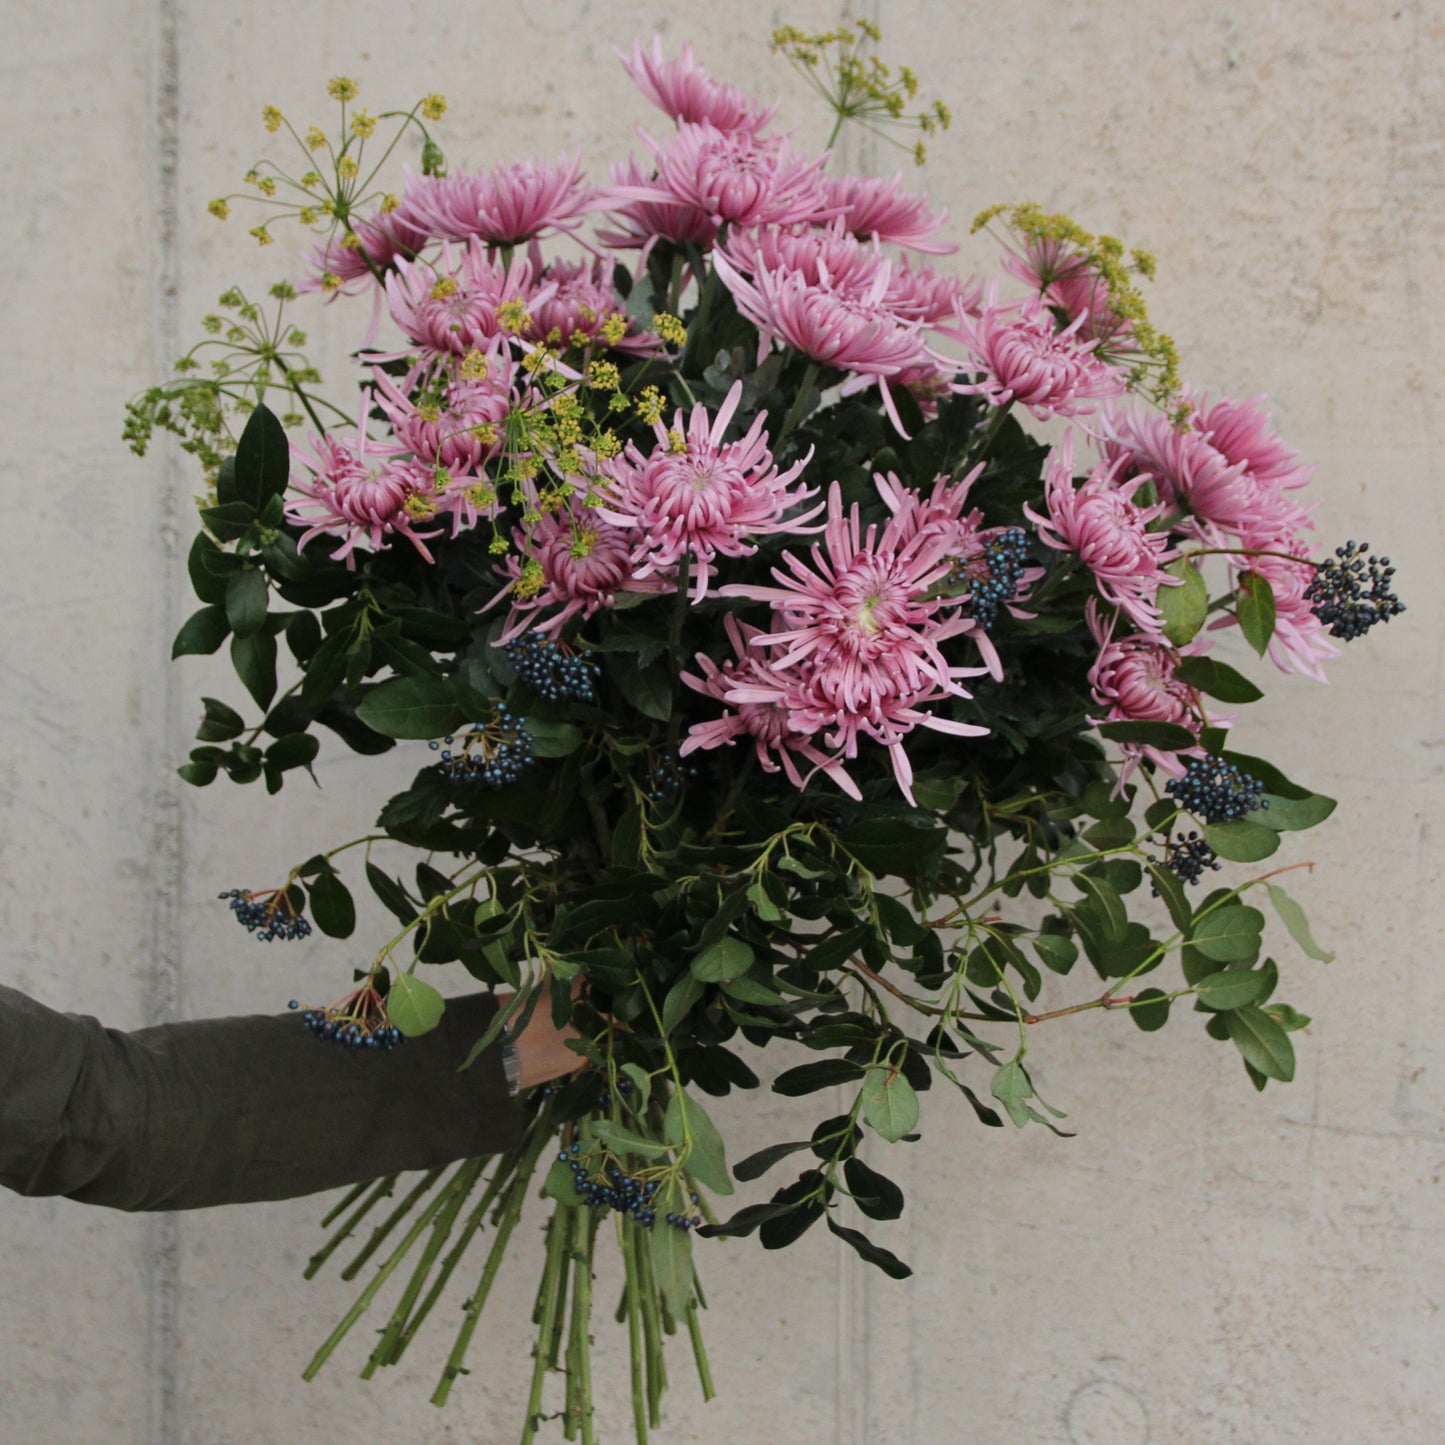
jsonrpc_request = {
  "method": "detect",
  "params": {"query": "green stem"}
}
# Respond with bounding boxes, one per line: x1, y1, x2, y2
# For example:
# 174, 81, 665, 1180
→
362, 1157, 484, 1376
431, 1116, 553, 1407
566, 1207, 599, 1445
521, 1204, 574, 1445
305, 1175, 396, 1279
685, 1300, 715, 1403
339, 1168, 444, 1281
773, 361, 821, 457
623, 1223, 650, 1445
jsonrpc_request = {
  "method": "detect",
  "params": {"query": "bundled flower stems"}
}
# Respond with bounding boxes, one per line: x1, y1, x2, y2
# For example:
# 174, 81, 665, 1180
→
135, 23, 1403, 1442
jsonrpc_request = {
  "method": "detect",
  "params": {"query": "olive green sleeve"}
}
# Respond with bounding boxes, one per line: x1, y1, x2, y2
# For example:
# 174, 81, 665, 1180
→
0, 985, 525, 1211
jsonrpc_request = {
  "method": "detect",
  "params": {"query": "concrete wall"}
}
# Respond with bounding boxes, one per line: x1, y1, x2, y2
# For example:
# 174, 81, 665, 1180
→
1, 1, 1439, 1440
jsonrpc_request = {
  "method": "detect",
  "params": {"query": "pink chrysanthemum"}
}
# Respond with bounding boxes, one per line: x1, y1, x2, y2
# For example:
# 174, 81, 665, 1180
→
286, 405, 448, 565
1225, 544, 1338, 683
817, 173, 956, 255
370, 354, 512, 477
617, 37, 779, 133
721, 479, 979, 712
1025, 433, 1178, 634
301, 207, 432, 294
384, 243, 553, 357
519, 246, 649, 352
595, 380, 822, 601
1085, 600, 1203, 785
953, 293, 1126, 420
1100, 402, 1311, 545
621, 123, 828, 229
712, 245, 937, 433
491, 500, 671, 642
402, 156, 595, 247
595, 156, 720, 262
1002, 238, 1133, 351
681, 615, 862, 799
1191, 393, 1314, 494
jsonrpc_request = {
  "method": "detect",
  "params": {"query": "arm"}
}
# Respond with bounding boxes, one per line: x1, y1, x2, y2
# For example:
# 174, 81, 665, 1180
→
0, 985, 575, 1212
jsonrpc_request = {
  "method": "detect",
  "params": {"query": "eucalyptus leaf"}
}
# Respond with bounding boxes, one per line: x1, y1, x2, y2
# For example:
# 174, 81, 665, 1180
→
861, 1068, 919, 1142
1267, 883, 1335, 962
387, 973, 446, 1037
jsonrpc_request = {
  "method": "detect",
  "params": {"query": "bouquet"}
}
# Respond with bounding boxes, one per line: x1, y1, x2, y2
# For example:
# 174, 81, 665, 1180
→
131, 23, 1404, 1442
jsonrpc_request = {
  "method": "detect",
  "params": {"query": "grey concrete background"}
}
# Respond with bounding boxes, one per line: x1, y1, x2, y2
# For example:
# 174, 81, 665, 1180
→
0, 1, 1440, 1440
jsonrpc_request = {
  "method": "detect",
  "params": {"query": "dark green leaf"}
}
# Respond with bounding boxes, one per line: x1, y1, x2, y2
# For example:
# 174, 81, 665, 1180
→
285, 610, 322, 663
1226, 1005, 1295, 1081
524, 718, 582, 758
1099, 720, 1198, 751
843, 1156, 904, 1221
230, 631, 277, 708
660, 972, 704, 1036
773, 1059, 865, 1096
1173, 655, 1265, 704
187, 533, 232, 604
590, 1120, 671, 1158
1219, 750, 1311, 801
827, 1218, 912, 1279
354, 674, 464, 740
875, 894, 927, 947
699, 1201, 796, 1238
306, 872, 356, 939
692, 937, 754, 983
1129, 988, 1171, 1031
196, 696, 245, 743
177, 761, 218, 786
1147, 864, 1193, 934
199, 500, 256, 543
173, 605, 230, 658
1237, 571, 1277, 656
300, 629, 351, 708
233, 401, 289, 508
1203, 819, 1280, 863
387, 972, 445, 1037
1190, 904, 1264, 962
1250, 792, 1337, 832
606, 652, 672, 721
1032, 933, 1078, 974
733, 1139, 811, 1183
1194, 968, 1268, 1010
801, 924, 873, 971
264, 731, 319, 772
366, 861, 416, 923
1072, 872, 1126, 941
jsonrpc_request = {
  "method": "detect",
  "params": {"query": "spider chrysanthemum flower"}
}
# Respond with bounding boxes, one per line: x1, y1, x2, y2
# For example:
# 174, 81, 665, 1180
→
818, 172, 956, 254
1227, 544, 1339, 683
595, 156, 720, 262
492, 500, 671, 642
953, 293, 1126, 420
623, 123, 828, 228
617, 36, 779, 133
719, 481, 990, 800
595, 380, 822, 601
384, 242, 555, 356
403, 155, 595, 247
1099, 401, 1312, 546
1025, 433, 1178, 635
521, 247, 650, 352
370, 355, 512, 477
286, 404, 449, 565
681, 615, 863, 799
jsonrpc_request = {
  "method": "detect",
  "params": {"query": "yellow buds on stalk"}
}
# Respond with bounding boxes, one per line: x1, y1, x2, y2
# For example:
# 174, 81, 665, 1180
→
420, 93, 448, 121
326, 77, 360, 103
208, 199, 230, 220
651, 312, 687, 346
261, 105, 283, 133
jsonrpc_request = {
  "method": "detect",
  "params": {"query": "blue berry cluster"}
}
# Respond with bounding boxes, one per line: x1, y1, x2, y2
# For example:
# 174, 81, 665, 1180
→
288, 998, 404, 1051
220, 888, 312, 942
1160, 831, 1222, 886
1304, 540, 1405, 641
964, 527, 1030, 631
505, 634, 600, 703
557, 1142, 702, 1230
429, 707, 535, 787
646, 748, 699, 803
1167, 755, 1267, 824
